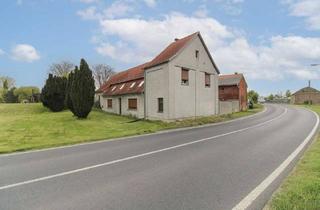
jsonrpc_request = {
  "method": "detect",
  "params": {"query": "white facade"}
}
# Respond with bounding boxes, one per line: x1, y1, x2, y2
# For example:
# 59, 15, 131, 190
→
145, 35, 219, 121
101, 94, 145, 119
99, 33, 219, 120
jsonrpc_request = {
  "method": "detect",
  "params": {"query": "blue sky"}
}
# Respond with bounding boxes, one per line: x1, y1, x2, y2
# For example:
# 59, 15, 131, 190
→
0, 0, 320, 96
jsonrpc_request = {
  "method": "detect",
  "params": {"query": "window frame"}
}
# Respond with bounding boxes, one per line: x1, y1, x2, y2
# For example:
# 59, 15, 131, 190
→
158, 98, 164, 113
128, 98, 138, 110
195, 50, 199, 59
107, 99, 112, 108
205, 73, 211, 88
181, 68, 189, 86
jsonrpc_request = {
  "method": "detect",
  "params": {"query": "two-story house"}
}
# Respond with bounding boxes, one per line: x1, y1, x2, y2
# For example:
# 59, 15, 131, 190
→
96, 32, 220, 121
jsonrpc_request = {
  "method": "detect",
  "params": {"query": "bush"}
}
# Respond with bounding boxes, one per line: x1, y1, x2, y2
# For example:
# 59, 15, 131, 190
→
70, 59, 95, 118
248, 100, 254, 109
41, 74, 67, 112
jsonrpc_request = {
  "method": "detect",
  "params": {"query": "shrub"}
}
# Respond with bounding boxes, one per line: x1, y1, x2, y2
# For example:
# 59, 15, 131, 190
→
70, 59, 95, 118
41, 74, 67, 112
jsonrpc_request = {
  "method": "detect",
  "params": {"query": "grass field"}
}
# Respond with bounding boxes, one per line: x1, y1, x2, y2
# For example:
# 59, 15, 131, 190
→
267, 105, 320, 210
0, 103, 262, 154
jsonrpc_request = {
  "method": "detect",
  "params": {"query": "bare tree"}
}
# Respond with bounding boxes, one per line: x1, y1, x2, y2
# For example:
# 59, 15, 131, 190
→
0, 76, 15, 89
92, 64, 115, 88
49, 61, 75, 77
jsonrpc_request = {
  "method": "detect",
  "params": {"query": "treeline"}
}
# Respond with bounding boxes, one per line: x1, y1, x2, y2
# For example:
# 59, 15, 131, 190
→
41, 59, 95, 119
0, 77, 40, 103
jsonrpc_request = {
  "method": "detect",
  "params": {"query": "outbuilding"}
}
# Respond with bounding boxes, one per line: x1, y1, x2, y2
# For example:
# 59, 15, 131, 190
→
291, 85, 320, 105
218, 73, 248, 114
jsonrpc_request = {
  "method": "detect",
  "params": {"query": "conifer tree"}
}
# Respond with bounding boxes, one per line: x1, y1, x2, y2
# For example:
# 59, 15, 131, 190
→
41, 74, 67, 112
70, 59, 95, 118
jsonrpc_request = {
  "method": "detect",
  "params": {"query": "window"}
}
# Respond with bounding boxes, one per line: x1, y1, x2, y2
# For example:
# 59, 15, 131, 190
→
128, 98, 137, 110
181, 68, 189, 85
130, 82, 136, 88
195, 50, 199, 58
158, 98, 163, 113
138, 81, 144, 87
120, 84, 125, 90
107, 99, 112, 108
205, 73, 210, 87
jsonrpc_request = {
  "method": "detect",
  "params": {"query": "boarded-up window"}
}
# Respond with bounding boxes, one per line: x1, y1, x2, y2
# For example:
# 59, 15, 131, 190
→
128, 98, 137, 110
205, 73, 210, 87
107, 99, 112, 108
158, 98, 163, 113
181, 68, 189, 85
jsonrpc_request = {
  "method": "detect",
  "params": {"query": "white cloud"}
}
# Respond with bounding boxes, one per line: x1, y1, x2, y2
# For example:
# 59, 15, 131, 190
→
11, 44, 40, 62
143, 0, 156, 7
104, 1, 134, 18
0, 49, 5, 56
79, 0, 99, 3
285, 0, 320, 30
77, 6, 102, 20
80, 8, 320, 81
97, 12, 233, 63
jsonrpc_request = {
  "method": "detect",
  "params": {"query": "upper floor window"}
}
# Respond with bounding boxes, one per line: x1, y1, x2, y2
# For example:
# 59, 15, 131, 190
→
128, 98, 137, 110
195, 50, 199, 59
181, 68, 189, 85
205, 73, 210, 88
158, 98, 163, 113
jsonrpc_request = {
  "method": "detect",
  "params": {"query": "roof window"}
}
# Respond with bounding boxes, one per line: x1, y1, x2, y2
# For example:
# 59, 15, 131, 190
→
130, 82, 136, 88
139, 81, 144, 87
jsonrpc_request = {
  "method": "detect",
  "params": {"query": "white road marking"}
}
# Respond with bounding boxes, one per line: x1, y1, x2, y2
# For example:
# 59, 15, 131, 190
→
0, 106, 268, 157
232, 108, 319, 210
0, 107, 287, 191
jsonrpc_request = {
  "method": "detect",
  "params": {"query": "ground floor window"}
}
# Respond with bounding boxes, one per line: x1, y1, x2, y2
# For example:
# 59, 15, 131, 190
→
158, 98, 163, 113
128, 98, 137, 110
107, 99, 112, 108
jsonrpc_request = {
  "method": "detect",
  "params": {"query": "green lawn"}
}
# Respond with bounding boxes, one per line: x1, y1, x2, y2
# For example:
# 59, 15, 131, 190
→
0, 103, 263, 154
267, 105, 320, 210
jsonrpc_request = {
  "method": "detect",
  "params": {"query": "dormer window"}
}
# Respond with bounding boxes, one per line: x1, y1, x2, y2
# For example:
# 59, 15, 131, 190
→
195, 50, 199, 58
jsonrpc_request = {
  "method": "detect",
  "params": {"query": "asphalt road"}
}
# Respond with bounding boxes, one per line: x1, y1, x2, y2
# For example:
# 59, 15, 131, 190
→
0, 104, 318, 210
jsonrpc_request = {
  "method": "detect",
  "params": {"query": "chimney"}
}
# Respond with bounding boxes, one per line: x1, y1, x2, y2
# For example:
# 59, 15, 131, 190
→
174, 38, 179, 42
308, 80, 311, 87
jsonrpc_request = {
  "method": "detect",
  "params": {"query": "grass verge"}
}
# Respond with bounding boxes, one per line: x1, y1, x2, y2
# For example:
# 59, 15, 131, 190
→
0, 103, 263, 154
266, 105, 320, 210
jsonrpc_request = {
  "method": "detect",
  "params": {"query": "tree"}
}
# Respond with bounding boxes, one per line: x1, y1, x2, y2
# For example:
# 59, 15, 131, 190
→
285, 90, 291, 98
267, 94, 274, 101
3, 87, 18, 103
248, 90, 259, 104
49, 61, 75, 77
65, 67, 76, 114
41, 74, 67, 112
0, 76, 15, 90
14, 86, 40, 102
92, 64, 114, 88
70, 59, 95, 118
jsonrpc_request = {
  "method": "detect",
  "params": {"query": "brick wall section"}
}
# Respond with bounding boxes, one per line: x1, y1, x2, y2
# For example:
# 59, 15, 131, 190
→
219, 77, 247, 111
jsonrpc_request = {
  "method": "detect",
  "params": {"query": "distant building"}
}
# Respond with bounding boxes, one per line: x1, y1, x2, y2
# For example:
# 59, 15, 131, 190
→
96, 32, 220, 121
218, 73, 248, 114
291, 85, 320, 105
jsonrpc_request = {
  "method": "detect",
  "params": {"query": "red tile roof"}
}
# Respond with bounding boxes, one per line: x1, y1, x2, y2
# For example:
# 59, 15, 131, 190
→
144, 32, 198, 69
219, 73, 245, 86
98, 31, 218, 96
